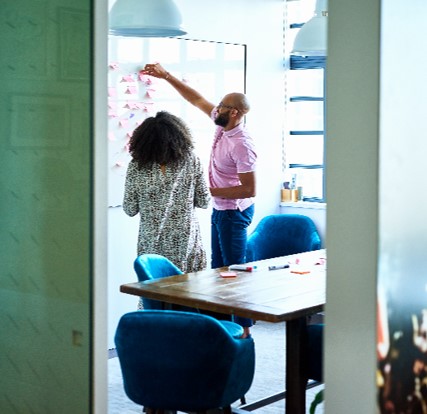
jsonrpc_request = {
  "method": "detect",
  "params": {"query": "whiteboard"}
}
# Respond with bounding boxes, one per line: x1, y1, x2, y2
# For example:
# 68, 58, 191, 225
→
107, 37, 246, 207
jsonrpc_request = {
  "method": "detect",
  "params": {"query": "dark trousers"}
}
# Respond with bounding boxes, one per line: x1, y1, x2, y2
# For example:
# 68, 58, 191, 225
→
211, 205, 255, 328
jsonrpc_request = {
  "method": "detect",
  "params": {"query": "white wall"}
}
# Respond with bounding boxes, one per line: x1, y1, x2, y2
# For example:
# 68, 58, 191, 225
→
107, 0, 286, 348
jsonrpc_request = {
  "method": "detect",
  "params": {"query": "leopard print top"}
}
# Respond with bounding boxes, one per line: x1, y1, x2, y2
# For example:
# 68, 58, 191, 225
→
123, 153, 210, 273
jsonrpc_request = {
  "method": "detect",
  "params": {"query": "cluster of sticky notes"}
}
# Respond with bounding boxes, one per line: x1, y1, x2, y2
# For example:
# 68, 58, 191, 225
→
288, 256, 326, 274
108, 61, 161, 172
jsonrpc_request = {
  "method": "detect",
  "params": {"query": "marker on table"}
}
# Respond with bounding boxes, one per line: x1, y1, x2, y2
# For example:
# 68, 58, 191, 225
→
228, 264, 257, 272
268, 264, 290, 271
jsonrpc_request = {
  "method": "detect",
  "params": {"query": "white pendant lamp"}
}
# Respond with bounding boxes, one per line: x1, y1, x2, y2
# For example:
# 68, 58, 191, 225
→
291, 0, 328, 56
109, 0, 187, 37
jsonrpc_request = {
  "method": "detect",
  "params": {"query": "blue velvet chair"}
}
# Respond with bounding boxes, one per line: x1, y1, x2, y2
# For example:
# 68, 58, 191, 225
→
246, 214, 321, 262
134, 254, 244, 339
134, 254, 183, 310
115, 310, 256, 414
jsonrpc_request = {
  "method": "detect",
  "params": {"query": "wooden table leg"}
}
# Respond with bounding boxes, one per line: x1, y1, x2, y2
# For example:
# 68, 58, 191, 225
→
285, 317, 307, 414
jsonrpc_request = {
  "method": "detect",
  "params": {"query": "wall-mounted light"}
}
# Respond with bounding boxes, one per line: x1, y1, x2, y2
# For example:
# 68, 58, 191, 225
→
291, 0, 328, 56
109, 0, 187, 37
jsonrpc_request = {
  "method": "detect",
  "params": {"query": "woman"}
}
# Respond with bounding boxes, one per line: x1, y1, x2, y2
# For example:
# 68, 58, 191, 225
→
123, 111, 210, 273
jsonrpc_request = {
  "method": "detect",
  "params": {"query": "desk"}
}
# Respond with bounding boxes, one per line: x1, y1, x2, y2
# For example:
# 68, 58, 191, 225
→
120, 249, 326, 414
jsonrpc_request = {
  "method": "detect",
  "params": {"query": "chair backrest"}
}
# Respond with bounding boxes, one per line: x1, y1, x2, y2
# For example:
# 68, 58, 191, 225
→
115, 310, 255, 412
133, 254, 183, 310
134, 253, 183, 281
246, 214, 321, 262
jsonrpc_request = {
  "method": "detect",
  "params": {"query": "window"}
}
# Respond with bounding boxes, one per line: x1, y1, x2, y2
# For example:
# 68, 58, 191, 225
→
284, 0, 326, 202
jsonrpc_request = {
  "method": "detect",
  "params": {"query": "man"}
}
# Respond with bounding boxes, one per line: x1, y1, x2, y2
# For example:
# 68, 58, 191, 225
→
142, 63, 257, 335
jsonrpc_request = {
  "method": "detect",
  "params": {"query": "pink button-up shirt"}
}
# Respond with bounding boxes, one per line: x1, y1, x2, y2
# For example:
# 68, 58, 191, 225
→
209, 110, 257, 211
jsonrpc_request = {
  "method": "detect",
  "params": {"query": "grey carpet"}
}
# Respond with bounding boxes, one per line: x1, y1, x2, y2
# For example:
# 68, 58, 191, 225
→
108, 320, 324, 414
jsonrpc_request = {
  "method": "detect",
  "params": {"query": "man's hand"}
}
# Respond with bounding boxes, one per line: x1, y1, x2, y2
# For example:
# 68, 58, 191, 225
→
141, 63, 169, 80
140, 62, 215, 117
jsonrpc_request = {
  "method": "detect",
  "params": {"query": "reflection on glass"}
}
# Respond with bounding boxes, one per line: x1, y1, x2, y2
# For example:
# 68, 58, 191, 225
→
1, 0, 91, 412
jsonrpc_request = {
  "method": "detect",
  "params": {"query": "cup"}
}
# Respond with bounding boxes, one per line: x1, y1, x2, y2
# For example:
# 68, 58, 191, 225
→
291, 189, 298, 202
281, 189, 292, 202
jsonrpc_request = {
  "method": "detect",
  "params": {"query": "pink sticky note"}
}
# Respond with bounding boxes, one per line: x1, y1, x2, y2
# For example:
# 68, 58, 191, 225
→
123, 102, 139, 109
119, 119, 129, 128
121, 74, 135, 83
108, 87, 117, 97
220, 271, 237, 278
125, 86, 138, 95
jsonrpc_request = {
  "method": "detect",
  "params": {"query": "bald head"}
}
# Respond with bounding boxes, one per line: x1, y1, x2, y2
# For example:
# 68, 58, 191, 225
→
224, 93, 250, 115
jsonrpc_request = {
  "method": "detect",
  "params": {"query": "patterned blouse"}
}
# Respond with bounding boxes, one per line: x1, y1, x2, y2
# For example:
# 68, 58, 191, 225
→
123, 153, 210, 273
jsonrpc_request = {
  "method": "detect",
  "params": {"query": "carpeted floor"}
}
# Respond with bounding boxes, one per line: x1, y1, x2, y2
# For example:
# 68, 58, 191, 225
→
108, 320, 324, 414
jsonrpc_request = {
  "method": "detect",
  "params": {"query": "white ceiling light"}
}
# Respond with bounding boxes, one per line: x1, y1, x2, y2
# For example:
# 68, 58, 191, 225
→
291, 0, 328, 56
109, 0, 187, 37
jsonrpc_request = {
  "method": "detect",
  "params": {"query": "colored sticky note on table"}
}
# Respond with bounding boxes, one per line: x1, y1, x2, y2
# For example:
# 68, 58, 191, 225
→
290, 269, 311, 275
220, 271, 237, 278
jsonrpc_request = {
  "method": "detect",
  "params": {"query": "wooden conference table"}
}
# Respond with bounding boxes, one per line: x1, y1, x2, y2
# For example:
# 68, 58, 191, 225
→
120, 249, 326, 414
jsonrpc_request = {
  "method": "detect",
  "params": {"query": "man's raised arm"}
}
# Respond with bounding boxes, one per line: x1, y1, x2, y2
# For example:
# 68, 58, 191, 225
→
141, 63, 215, 117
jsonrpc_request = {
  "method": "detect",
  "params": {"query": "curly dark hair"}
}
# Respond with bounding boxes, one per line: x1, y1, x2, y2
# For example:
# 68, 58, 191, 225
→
129, 111, 194, 168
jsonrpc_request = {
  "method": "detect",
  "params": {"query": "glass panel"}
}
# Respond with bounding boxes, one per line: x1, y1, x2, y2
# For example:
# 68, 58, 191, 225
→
288, 167, 324, 200
288, 101, 324, 130
287, 68, 324, 97
150, 38, 181, 63
116, 37, 144, 62
187, 40, 216, 61
0, 0, 92, 412
286, 134, 324, 165
287, 0, 317, 23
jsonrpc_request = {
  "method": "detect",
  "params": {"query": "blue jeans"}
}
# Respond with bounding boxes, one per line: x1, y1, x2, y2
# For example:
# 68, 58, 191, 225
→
211, 205, 255, 328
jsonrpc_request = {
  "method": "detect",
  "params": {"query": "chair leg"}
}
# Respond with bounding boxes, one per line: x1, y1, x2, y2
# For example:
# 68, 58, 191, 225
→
240, 395, 246, 405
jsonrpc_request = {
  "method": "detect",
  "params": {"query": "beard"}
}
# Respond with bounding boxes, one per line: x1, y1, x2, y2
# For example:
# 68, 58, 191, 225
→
214, 111, 230, 127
